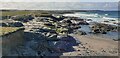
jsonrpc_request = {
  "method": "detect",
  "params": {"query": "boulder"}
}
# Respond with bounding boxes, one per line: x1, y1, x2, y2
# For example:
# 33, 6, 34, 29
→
40, 32, 58, 41
46, 32, 51, 37
89, 23, 108, 34
0, 23, 8, 27
75, 30, 87, 35
48, 41, 72, 52
13, 22, 24, 27
79, 21, 89, 25
47, 34, 58, 41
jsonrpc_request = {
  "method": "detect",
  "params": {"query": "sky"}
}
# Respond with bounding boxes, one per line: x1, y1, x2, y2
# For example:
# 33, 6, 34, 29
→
1, 2, 118, 11
0, 0, 119, 10
0, 0, 119, 2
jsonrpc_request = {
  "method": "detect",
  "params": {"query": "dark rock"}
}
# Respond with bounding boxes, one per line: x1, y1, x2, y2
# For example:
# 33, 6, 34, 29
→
89, 23, 108, 34
48, 41, 69, 52
77, 50, 80, 51
0, 23, 8, 27
86, 19, 92, 21
113, 39, 120, 41
102, 50, 106, 52
76, 30, 87, 35
13, 22, 24, 27
79, 21, 89, 25
102, 31, 107, 34
48, 34, 58, 40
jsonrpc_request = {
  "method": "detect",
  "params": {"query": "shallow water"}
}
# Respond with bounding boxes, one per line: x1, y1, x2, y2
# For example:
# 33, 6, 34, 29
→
79, 25, 91, 34
79, 25, 118, 40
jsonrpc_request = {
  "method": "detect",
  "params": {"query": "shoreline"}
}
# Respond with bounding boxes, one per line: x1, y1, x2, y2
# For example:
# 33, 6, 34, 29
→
1, 10, 119, 56
79, 25, 119, 40
62, 34, 118, 56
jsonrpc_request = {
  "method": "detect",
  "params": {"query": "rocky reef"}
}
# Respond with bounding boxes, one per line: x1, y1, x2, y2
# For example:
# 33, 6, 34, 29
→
89, 22, 118, 34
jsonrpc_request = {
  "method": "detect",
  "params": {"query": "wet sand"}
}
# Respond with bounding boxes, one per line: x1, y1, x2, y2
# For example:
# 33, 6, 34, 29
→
62, 34, 118, 56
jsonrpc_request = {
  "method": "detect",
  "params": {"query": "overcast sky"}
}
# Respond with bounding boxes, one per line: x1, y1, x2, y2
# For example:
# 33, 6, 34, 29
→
0, 0, 119, 11
0, 0, 119, 2
1, 2, 118, 11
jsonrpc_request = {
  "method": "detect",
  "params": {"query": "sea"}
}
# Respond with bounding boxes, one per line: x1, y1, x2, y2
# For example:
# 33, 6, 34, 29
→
80, 11, 119, 18
63, 11, 119, 40
63, 11, 119, 25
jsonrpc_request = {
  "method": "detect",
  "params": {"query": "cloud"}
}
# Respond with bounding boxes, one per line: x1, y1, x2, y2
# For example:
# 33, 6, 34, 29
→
0, 2, 118, 10
0, 0, 119, 2
0, 0, 80, 2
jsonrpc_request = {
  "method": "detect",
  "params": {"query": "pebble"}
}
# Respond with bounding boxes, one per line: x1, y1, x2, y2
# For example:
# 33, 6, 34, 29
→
86, 48, 88, 50
86, 50, 90, 53
102, 50, 106, 52
77, 50, 80, 51
78, 54, 81, 55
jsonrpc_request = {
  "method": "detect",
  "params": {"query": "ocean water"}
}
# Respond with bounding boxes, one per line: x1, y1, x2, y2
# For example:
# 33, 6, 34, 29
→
80, 11, 119, 18
63, 11, 119, 26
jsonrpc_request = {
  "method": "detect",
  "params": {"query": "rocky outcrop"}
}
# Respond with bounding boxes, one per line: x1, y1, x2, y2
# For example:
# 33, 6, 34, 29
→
74, 30, 87, 35
0, 22, 24, 27
89, 23, 117, 34
1, 28, 25, 56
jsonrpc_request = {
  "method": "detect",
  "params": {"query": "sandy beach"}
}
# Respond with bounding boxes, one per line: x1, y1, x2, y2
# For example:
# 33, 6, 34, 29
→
62, 34, 118, 56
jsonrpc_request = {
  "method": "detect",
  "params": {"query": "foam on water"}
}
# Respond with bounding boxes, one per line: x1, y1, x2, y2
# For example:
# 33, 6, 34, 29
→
63, 11, 118, 26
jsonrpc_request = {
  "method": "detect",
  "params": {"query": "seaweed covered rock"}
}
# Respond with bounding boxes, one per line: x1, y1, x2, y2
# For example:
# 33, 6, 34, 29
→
89, 23, 109, 34
56, 27, 68, 35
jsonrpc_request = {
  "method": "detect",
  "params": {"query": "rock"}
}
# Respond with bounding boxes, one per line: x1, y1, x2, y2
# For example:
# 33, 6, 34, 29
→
59, 35, 81, 46
13, 22, 24, 27
102, 31, 107, 34
113, 39, 120, 41
86, 19, 92, 21
39, 50, 51, 56
25, 40, 39, 51
77, 50, 80, 51
0, 23, 8, 27
79, 21, 89, 25
76, 30, 87, 35
79, 44, 84, 48
102, 50, 106, 52
46, 32, 51, 37
89, 23, 118, 34
48, 41, 68, 52
109, 50, 118, 54
13, 45, 38, 56
37, 41, 52, 56
78, 54, 81, 55
86, 48, 88, 50
48, 41, 74, 52
47, 34, 58, 41
86, 50, 90, 53
104, 20, 109, 22
92, 29, 101, 33
57, 35, 68, 39
41, 33, 47, 37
